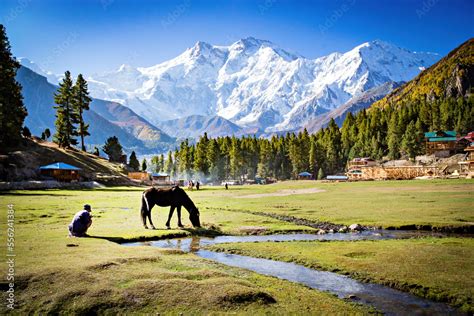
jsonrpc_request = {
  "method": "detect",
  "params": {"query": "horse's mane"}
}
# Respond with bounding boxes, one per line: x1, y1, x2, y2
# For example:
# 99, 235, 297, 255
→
174, 186, 197, 211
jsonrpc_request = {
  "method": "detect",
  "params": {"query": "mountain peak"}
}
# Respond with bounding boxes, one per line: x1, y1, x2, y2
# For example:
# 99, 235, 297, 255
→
117, 64, 136, 72
81, 38, 441, 131
236, 37, 271, 47
229, 37, 300, 60
192, 40, 213, 49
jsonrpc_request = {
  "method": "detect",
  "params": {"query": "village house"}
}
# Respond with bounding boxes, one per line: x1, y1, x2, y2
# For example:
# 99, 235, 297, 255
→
348, 157, 377, 169
346, 158, 377, 180
424, 131, 459, 157
297, 171, 312, 180
457, 132, 474, 149
39, 162, 81, 182
151, 173, 172, 186
457, 132, 474, 174
128, 171, 150, 182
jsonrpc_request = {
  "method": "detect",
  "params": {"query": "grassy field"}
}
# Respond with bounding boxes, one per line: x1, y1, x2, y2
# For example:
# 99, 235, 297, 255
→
0, 179, 472, 313
210, 238, 474, 312
192, 179, 474, 230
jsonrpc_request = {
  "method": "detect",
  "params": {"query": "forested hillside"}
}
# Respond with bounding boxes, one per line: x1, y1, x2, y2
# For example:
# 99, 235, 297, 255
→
160, 39, 473, 181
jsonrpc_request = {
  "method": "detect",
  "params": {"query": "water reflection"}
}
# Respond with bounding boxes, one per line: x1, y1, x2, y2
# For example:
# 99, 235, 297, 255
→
123, 231, 461, 315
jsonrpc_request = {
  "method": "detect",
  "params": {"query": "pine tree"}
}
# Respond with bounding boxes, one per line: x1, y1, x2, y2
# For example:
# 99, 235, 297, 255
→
387, 112, 401, 160
53, 71, 78, 148
207, 138, 224, 182
93, 146, 100, 156
401, 121, 420, 161
0, 25, 28, 147
341, 112, 356, 159
317, 168, 325, 180
72, 74, 91, 151
165, 151, 174, 175
230, 136, 242, 180
178, 139, 193, 177
141, 158, 147, 172
150, 155, 160, 173
102, 136, 123, 162
257, 139, 271, 178
22, 126, 31, 138
44, 128, 51, 140
159, 154, 165, 172
128, 151, 140, 171
324, 119, 343, 174
308, 138, 318, 175
194, 132, 209, 175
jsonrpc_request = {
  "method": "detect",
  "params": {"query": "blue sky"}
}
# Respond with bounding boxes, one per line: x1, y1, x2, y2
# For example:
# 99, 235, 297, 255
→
1, 0, 473, 76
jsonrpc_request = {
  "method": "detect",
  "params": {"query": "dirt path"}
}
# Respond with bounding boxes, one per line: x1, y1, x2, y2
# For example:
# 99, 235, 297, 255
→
236, 187, 326, 198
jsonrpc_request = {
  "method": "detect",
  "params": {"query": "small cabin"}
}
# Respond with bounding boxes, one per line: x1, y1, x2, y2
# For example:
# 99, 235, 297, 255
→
424, 131, 458, 157
39, 162, 81, 182
458, 143, 474, 174
348, 157, 376, 169
151, 173, 171, 185
128, 172, 150, 181
298, 171, 312, 180
457, 132, 474, 149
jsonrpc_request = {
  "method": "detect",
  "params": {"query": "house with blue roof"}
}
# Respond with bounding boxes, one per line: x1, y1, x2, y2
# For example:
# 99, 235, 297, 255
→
297, 171, 312, 180
39, 162, 81, 182
424, 131, 459, 157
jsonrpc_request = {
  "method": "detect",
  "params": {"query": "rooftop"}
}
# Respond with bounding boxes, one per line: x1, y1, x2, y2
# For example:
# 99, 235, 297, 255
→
39, 162, 81, 170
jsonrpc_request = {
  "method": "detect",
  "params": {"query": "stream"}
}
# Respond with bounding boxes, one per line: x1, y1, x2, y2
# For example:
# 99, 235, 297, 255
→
123, 231, 460, 315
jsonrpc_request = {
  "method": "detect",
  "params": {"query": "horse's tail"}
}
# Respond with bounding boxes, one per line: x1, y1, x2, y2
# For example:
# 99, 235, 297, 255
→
142, 192, 150, 213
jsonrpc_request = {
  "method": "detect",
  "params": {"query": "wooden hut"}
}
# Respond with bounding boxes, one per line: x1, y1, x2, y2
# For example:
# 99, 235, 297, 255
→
348, 157, 376, 169
39, 162, 81, 182
128, 172, 150, 181
151, 173, 171, 186
457, 132, 474, 149
298, 171, 312, 180
458, 144, 474, 174
424, 131, 458, 157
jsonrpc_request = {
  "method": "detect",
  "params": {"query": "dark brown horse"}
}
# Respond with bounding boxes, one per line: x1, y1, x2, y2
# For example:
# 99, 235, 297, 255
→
140, 186, 200, 229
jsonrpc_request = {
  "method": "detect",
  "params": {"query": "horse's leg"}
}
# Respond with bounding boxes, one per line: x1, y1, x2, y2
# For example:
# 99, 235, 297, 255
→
147, 205, 156, 230
141, 194, 148, 229
177, 205, 184, 228
166, 206, 175, 229
141, 208, 148, 229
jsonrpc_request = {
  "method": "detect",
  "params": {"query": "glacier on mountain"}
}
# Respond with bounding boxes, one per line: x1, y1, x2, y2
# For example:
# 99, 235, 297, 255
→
24, 38, 440, 133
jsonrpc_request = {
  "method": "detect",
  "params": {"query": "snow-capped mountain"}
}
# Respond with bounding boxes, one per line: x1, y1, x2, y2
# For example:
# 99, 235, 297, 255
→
16, 65, 175, 154
18, 58, 62, 84
27, 38, 440, 133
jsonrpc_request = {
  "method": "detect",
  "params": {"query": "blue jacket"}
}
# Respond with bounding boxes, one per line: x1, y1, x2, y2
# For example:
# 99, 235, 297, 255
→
69, 210, 92, 235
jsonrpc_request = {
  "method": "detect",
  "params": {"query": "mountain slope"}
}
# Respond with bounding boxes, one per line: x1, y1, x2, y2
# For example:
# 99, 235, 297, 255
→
16, 65, 174, 153
87, 38, 439, 132
0, 138, 133, 184
373, 38, 474, 108
304, 81, 402, 133
156, 115, 244, 139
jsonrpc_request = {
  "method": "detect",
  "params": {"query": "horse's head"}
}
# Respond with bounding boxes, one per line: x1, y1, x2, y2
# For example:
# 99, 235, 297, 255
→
189, 207, 201, 228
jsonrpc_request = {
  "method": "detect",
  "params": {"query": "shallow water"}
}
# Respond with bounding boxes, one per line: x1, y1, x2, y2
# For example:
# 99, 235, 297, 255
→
123, 231, 460, 315
123, 230, 449, 251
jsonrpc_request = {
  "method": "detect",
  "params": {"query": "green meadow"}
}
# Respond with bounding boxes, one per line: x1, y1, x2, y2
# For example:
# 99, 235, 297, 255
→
0, 179, 472, 314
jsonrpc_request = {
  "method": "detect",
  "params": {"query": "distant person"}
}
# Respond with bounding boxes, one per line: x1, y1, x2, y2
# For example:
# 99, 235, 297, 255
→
225, 183, 228, 190
196, 181, 200, 190
68, 204, 93, 237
